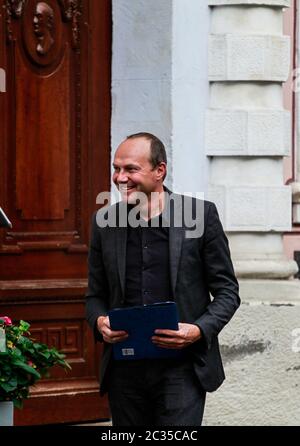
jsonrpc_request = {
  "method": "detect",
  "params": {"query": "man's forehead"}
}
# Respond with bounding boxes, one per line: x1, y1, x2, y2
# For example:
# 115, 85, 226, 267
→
114, 138, 151, 161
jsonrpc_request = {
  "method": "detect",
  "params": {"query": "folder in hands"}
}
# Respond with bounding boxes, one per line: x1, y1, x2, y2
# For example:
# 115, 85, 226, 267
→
108, 301, 182, 360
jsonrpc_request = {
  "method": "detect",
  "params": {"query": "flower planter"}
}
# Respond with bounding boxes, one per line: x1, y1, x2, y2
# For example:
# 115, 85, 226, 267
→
0, 317, 71, 416
0, 401, 14, 426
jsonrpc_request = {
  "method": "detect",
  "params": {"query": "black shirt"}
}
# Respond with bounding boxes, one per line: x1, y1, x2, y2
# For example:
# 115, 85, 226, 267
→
125, 213, 173, 307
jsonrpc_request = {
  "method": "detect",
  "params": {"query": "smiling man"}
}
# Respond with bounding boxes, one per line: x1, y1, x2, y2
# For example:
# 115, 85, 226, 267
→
112, 134, 167, 221
86, 132, 240, 426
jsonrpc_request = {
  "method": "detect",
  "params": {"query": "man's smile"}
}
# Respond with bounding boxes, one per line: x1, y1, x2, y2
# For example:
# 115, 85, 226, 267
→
118, 185, 136, 192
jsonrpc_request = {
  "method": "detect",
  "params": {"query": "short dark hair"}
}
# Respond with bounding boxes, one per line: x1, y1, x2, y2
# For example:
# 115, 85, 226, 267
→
126, 132, 167, 169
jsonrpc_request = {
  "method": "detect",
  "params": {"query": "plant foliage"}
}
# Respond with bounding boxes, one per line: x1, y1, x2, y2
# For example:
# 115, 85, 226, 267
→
0, 317, 71, 408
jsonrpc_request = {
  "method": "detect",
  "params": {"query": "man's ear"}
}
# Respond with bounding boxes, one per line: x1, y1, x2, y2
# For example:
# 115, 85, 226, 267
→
156, 162, 167, 181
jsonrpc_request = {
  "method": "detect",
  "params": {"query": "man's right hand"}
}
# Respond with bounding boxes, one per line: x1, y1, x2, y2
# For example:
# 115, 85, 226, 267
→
97, 316, 128, 344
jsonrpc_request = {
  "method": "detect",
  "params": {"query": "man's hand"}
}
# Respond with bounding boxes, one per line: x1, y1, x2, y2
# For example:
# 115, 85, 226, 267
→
97, 316, 128, 344
151, 323, 202, 349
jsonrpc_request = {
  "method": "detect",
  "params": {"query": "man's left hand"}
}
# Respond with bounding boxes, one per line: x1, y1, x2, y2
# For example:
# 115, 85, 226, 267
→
152, 323, 202, 349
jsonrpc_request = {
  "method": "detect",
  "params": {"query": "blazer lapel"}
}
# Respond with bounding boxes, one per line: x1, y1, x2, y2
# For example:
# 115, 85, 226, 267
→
115, 202, 128, 298
169, 225, 184, 299
166, 190, 185, 298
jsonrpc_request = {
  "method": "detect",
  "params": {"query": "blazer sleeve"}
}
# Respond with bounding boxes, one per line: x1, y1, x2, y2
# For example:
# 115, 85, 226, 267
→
193, 201, 240, 349
85, 212, 110, 342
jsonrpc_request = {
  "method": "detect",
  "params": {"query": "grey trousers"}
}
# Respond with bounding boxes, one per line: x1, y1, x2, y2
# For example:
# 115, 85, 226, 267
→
107, 357, 206, 426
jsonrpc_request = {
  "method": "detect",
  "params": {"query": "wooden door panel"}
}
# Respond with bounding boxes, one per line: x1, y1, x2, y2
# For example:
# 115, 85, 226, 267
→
0, 0, 111, 425
16, 46, 71, 220
1, 0, 88, 256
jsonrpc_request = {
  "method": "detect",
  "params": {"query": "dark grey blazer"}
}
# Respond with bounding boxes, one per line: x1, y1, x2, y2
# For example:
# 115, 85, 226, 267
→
85, 190, 240, 395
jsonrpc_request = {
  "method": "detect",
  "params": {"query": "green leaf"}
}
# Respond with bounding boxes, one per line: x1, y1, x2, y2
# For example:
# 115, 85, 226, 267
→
13, 399, 23, 409
0, 381, 17, 392
19, 320, 30, 332
12, 360, 41, 379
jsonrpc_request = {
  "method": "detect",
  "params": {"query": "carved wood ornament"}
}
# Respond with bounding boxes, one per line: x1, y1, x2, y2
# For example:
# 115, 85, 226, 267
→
6, 0, 81, 49
5, 0, 26, 42
33, 2, 55, 56
58, 0, 81, 48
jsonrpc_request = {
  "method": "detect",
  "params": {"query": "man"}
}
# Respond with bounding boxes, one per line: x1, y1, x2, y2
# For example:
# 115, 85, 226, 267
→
86, 132, 240, 426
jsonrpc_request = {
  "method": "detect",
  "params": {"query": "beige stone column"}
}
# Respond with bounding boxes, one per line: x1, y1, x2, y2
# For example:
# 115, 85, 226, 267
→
206, 0, 298, 300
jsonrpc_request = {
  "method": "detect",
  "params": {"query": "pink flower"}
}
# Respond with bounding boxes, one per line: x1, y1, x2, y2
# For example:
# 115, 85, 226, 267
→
0, 316, 12, 326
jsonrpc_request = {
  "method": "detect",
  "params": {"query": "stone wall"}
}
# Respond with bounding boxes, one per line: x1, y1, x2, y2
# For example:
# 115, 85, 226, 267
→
203, 298, 300, 425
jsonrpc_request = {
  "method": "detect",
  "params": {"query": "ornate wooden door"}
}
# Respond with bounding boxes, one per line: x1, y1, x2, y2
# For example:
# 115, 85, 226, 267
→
0, 0, 111, 425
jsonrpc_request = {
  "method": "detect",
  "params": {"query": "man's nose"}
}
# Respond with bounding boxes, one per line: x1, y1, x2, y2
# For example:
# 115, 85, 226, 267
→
117, 170, 128, 183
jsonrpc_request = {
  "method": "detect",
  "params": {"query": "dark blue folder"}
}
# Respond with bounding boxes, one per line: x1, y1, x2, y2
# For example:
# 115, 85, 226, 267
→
108, 301, 182, 360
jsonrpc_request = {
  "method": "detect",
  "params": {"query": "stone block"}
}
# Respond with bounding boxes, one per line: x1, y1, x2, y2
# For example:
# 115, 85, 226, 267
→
293, 203, 300, 224
234, 259, 298, 279
205, 109, 290, 155
208, 0, 290, 6
209, 185, 291, 231
209, 34, 290, 81
211, 4, 282, 35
